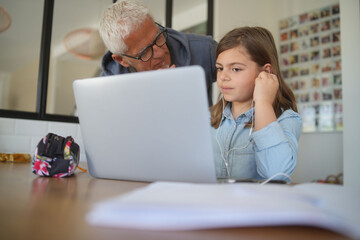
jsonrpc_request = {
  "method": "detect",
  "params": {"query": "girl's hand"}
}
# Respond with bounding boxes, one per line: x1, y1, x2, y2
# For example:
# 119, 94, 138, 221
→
253, 71, 279, 106
253, 71, 279, 131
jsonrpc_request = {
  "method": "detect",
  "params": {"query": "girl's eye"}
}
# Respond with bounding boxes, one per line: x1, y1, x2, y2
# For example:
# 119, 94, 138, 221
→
232, 68, 241, 72
216, 67, 223, 72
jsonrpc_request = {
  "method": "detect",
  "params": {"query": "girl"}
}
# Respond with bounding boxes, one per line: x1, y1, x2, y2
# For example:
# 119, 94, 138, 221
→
210, 26, 302, 181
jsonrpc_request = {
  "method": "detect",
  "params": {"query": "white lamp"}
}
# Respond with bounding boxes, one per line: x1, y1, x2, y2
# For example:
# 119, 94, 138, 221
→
63, 28, 107, 60
0, 5, 11, 34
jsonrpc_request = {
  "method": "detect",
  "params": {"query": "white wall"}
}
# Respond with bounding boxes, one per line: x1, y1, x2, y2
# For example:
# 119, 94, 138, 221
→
213, 0, 344, 183
0, 117, 87, 162
340, 0, 360, 187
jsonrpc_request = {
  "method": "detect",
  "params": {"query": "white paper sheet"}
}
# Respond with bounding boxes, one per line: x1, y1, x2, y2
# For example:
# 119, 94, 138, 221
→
86, 182, 360, 239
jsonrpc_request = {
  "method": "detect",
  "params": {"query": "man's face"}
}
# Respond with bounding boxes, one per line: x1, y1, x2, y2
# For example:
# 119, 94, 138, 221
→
112, 18, 171, 72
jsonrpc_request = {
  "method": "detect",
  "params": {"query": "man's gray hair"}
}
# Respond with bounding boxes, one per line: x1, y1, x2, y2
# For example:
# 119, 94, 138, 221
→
99, 0, 152, 54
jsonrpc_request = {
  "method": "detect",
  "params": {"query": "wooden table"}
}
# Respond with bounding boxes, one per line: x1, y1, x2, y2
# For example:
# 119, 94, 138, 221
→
0, 162, 350, 240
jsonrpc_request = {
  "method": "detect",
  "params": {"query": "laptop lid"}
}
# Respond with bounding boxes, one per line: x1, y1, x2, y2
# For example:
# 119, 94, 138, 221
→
73, 66, 217, 183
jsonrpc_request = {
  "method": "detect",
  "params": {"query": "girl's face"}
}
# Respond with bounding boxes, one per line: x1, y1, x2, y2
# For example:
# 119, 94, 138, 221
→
216, 46, 261, 104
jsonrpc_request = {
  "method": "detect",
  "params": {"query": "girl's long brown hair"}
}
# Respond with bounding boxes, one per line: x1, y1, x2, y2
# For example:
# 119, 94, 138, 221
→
210, 26, 297, 129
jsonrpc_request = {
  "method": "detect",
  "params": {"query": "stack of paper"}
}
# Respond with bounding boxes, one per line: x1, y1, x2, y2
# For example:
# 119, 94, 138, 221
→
86, 182, 360, 239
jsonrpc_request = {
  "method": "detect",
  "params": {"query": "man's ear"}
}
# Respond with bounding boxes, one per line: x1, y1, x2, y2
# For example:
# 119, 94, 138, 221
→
112, 54, 130, 68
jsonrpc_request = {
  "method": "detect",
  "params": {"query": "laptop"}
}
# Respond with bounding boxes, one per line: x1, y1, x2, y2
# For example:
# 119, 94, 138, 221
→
73, 66, 217, 183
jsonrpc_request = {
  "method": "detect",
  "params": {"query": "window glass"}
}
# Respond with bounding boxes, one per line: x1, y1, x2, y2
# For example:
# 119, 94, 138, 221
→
47, 0, 166, 116
0, 0, 43, 112
47, 0, 111, 116
172, 0, 208, 35
141, 0, 166, 25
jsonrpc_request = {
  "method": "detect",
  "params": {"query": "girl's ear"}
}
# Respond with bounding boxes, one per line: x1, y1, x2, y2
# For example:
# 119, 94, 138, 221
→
263, 63, 272, 73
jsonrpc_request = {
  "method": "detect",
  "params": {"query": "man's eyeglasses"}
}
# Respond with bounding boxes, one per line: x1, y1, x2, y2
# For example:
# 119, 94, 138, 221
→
121, 23, 168, 62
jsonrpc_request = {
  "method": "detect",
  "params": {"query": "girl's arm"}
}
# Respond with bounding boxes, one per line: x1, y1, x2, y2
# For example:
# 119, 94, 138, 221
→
252, 110, 302, 180
252, 71, 302, 180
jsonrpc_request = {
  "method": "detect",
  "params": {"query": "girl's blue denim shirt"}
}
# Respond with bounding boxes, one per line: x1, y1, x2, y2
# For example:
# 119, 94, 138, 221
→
211, 103, 302, 181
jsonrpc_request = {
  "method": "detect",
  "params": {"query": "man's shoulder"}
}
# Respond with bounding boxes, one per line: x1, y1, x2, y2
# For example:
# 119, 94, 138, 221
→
185, 32, 213, 41
167, 28, 215, 44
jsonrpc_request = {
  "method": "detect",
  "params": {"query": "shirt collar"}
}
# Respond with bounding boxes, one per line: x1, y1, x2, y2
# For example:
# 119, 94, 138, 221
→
222, 103, 254, 123
222, 103, 232, 120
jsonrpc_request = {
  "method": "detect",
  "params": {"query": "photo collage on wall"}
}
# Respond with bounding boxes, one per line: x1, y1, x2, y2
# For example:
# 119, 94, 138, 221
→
279, 4, 342, 132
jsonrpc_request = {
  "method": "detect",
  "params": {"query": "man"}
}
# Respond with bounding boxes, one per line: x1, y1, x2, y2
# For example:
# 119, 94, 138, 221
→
99, 0, 217, 105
